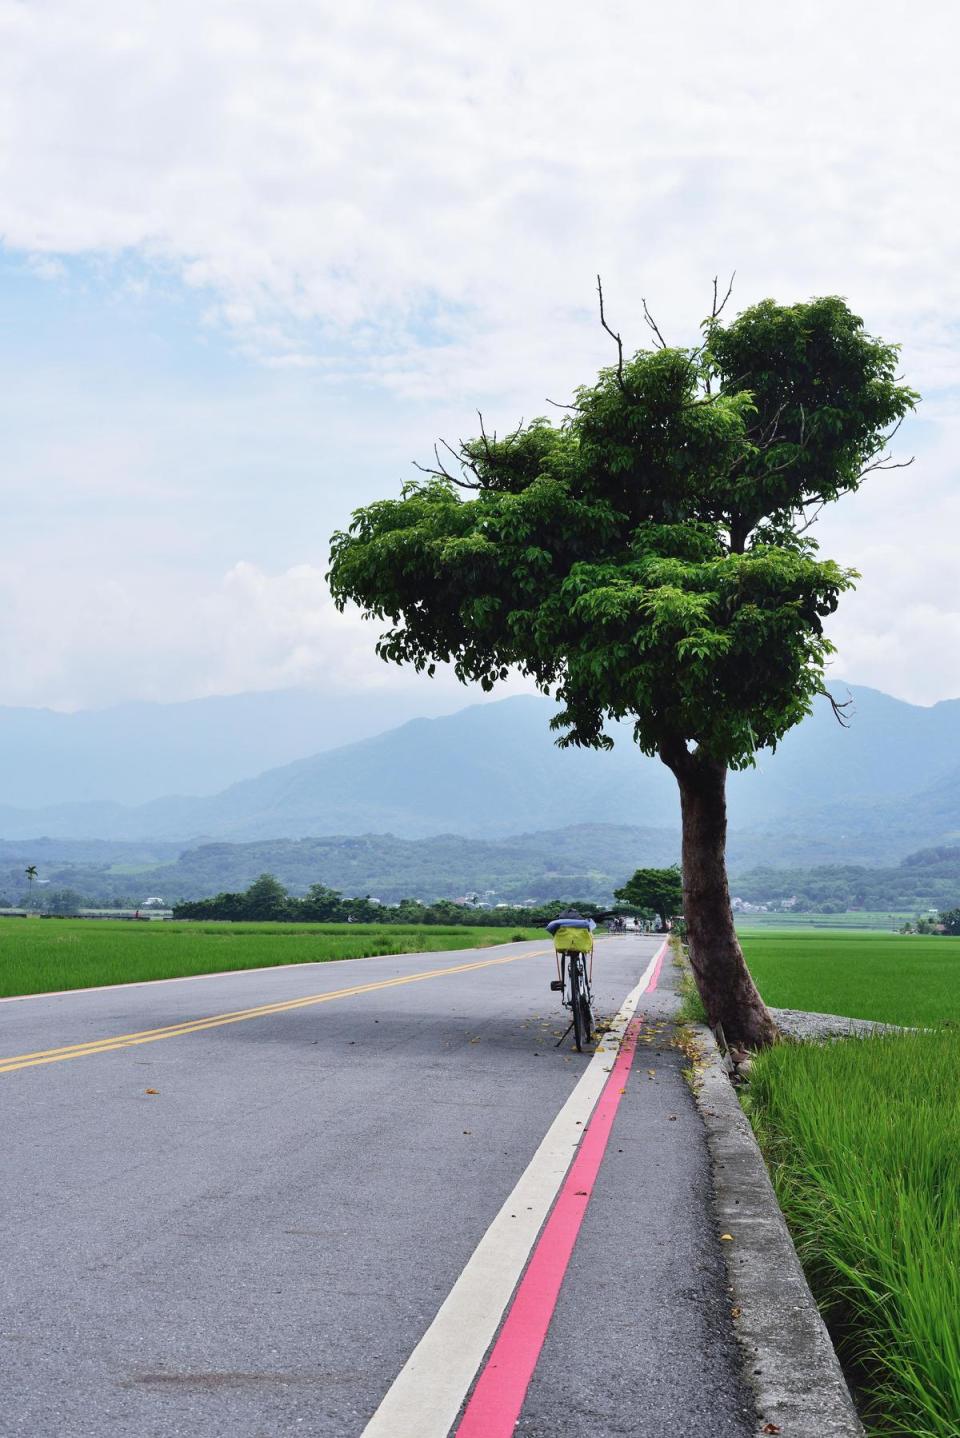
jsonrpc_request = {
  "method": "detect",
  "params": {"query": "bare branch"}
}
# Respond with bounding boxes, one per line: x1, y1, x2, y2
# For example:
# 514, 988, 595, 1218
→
856, 417, 914, 480
411, 440, 482, 490
444, 436, 484, 484
411, 458, 481, 490
596, 274, 625, 389
710, 270, 736, 321
794, 501, 825, 536
476, 411, 494, 465
859, 454, 915, 477
755, 402, 787, 447
641, 296, 667, 349
821, 686, 854, 729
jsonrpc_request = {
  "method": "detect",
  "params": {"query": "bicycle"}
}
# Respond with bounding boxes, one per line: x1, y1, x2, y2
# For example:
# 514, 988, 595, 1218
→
550, 946, 594, 1052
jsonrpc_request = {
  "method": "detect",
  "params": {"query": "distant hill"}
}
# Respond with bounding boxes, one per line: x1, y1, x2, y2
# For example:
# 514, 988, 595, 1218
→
0, 685, 958, 864
0, 686, 482, 807
0, 824, 675, 907
5, 827, 959, 914
0, 696, 677, 840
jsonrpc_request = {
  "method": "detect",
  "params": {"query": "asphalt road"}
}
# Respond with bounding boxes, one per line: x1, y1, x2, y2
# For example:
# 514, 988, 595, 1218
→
0, 935, 754, 1437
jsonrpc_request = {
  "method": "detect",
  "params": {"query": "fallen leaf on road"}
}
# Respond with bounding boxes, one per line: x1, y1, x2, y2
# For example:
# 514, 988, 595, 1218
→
731, 1306, 742, 1319
145, 1089, 159, 1095
720, 1233, 734, 1241
762, 1426, 781, 1434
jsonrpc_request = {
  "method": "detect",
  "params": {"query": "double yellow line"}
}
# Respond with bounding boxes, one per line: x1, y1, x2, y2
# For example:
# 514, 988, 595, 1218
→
0, 948, 547, 1076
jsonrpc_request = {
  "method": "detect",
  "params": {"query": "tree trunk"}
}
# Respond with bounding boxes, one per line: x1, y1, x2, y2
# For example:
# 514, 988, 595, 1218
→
667, 749, 779, 1049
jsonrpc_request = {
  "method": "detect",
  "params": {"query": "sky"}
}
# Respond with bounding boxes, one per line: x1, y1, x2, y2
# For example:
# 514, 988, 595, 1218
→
0, 0, 957, 713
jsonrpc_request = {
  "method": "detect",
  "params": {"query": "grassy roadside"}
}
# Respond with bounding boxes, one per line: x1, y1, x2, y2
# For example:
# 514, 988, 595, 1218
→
0, 918, 542, 998
745, 1033, 960, 1437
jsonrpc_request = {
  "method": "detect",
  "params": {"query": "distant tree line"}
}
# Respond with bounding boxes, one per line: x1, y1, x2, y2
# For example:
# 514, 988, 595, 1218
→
170, 868, 661, 926
170, 873, 647, 927
6, 847, 959, 922
728, 849, 960, 914
902, 908, 960, 936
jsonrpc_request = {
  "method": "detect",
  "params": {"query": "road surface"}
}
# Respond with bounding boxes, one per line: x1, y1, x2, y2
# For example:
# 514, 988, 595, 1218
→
0, 934, 753, 1436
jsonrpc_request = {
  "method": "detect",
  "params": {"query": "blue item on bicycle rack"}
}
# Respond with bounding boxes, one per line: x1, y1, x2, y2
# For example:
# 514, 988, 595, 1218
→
544, 916, 595, 935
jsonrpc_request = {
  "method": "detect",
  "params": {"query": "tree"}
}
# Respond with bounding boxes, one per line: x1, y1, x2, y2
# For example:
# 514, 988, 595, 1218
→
328, 286, 916, 1046
939, 908, 960, 937
44, 888, 83, 916
240, 873, 292, 921
24, 864, 38, 909
299, 884, 346, 922
614, 866, 683, 930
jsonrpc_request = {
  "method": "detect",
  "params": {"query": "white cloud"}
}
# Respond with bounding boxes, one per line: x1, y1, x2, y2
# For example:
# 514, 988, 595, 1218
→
1, 0, 958, 398
0, 555, 536, 711
0, 0, 957, 707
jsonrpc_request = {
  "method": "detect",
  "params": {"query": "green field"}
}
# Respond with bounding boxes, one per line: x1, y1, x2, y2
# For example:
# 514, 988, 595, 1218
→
736, 910, 912, 931
741, 930, 960, 1026
747, 1032, 960, 1436
0, 918, 541, 998
738, 929, 960, 1433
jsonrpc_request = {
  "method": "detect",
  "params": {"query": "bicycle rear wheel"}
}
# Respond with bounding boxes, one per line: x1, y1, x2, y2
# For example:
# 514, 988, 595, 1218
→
570, 955, 591, 1051
578, 960, 593, 1044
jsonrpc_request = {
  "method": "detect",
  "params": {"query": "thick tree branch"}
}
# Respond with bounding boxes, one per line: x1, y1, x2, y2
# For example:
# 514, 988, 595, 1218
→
658, 735, 695, 779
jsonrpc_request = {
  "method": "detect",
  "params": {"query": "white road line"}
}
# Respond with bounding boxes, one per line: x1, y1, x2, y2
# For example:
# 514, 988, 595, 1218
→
361, 941, 666, 1438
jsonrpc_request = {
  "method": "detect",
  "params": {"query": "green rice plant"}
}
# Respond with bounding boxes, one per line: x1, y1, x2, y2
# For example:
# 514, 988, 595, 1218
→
0, 918, 542, 998
746, 1031, 960, 1435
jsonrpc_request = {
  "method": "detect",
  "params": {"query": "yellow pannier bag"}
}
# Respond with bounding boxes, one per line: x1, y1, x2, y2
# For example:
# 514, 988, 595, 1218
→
552, 925, 593, 953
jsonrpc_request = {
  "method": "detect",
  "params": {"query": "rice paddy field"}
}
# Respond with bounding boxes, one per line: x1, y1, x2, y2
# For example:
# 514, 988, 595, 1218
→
740, 928, 960, 1435
746, 1033, 960, 1436
741, 929, 960, 1027
0, 917, 540, 998
736, 910, 912, 931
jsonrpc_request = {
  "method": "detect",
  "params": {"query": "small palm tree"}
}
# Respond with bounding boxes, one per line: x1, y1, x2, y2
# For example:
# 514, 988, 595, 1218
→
24, 865, 38, 908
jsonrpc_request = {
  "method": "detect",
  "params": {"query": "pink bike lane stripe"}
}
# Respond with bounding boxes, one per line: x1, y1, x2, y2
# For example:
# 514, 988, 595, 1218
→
455, 939, 667, 1438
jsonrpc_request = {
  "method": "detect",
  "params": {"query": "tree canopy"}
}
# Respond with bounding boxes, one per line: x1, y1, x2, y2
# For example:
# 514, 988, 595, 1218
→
614, 866, 683, 927
330, 294, 916, 772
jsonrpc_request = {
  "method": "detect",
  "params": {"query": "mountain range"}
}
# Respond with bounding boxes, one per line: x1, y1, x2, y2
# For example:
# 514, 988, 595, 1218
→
0, 686, 483, 807
0, 684, 957, 869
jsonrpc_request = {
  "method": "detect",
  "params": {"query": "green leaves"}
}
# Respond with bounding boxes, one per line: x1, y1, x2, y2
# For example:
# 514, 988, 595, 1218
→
327, 295, 915, 770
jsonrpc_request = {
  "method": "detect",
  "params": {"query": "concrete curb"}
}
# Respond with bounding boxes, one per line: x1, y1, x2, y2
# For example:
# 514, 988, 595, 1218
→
690, 1023, 865, 1437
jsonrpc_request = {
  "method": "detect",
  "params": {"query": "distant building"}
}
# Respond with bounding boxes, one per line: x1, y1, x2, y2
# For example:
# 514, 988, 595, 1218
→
731, 897, 769, 913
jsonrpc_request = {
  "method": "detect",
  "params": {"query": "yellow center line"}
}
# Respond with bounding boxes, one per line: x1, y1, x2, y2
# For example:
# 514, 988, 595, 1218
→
0, 948, 551, 1075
